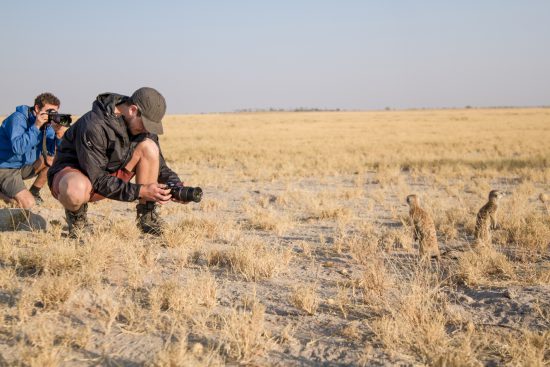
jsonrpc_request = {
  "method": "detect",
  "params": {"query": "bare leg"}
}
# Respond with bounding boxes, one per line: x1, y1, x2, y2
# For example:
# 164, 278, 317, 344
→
31, 156, 50, 190
13, 190, 35, 209
124, 138, 160, 204
57, 171, 93, 212
56, 138, 160, 211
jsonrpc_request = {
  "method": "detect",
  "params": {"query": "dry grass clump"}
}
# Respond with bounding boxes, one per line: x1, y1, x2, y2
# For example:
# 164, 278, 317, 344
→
162, 217, 235, 248
437, 327, 550, 366
149, 273, 217, 316
206, 237, 292, 281
18, 274, 80, 313
216, 301, 270, 364
433, 205, 474, 242
369, 270, 449, 363
359, 259, 395, 309
378, 227, 414, 252
290, 283, 319, 315
303, 194, 354, 223
148, 339, 224, 367
477, 329, 550, 366
498, 212, 550, 260
0, 236, 81, 277
451, 246, 516, 286
488, 185, 550, 259
243, 207, 293, 235
345, 223, 381, 264
108, 218, 142, 241
199, 197, 228, 213
10, 312, 91, 367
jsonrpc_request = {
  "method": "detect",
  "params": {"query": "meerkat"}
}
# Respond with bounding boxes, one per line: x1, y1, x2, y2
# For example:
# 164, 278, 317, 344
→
406, 195, 440, 260
539, 193, 549, 215
474, 190, 504, 242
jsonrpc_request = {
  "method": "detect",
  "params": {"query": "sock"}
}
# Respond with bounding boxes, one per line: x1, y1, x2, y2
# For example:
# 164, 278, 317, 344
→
29, 185, 41, 196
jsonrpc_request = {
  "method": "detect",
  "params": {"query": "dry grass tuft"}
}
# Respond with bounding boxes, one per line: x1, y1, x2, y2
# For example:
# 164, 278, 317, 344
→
499, 212, 550, 259
150, 273, 217, 316
368, 269, 453, 364
206, 237, 292, 281
148, 339, 224, 367
290, 284, 319, 315
244, 207, 293, 235
452, 246, 516, 286
217, 301, 270, 364
359, 259, 395, 310
346, 226, 381, 264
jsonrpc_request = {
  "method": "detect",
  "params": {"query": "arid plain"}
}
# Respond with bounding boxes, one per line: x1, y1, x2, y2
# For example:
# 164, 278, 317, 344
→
0, 108, 549, 366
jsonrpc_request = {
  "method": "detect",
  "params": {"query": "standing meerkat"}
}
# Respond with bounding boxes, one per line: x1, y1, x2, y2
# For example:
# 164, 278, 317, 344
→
474, 190, 505, 242
540, 193, 549, 215
406, 195, 440, 260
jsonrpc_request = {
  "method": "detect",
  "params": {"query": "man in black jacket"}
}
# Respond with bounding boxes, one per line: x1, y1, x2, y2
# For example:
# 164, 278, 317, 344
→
48, 87, 183, 237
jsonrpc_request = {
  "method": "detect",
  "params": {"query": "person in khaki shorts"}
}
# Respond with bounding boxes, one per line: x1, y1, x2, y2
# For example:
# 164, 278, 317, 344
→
0, 93, 68, 208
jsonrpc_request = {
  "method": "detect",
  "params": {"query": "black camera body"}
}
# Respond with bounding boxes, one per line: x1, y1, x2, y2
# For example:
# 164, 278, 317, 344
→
167, 183, 203, 203
47, 111, 72, 127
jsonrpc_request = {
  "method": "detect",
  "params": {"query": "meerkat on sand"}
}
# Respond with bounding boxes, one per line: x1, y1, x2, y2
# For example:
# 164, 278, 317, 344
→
406, 195, 440, 260
474, 190, 505, 242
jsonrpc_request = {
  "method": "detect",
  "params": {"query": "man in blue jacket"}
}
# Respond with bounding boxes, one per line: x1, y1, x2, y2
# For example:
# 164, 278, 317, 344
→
0, 93, 67, 208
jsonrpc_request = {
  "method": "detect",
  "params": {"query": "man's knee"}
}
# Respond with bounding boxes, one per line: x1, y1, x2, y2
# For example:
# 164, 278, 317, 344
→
58, 175, 91, 207
135, 138, 160, 160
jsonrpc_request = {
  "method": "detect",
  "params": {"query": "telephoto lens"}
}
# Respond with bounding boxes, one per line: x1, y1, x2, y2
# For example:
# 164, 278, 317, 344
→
169, 185, 203, 203
47, 112, 72, 127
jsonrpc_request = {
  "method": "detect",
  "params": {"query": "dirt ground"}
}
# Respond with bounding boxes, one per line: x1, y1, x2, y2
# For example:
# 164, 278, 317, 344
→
1, 169, 548, 366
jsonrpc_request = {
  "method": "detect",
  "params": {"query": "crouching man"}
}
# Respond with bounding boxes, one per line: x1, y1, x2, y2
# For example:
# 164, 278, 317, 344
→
0, 93, 67, 208
47, 87, 184, 238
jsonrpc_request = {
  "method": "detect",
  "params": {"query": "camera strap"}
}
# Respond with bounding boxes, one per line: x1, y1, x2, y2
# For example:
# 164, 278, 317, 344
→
41, 127, 51, 167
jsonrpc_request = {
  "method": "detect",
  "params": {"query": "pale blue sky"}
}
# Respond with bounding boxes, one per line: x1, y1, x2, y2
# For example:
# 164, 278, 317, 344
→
0, 0, 548, 114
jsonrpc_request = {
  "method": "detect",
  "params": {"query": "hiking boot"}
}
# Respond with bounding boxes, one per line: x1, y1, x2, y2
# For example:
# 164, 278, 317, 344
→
29, 187, 44, 206
136, 201, 165, 236
65, 203, 91, 238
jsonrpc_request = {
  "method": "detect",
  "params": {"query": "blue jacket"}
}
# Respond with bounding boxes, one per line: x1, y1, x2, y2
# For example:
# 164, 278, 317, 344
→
0, 105, 57, 169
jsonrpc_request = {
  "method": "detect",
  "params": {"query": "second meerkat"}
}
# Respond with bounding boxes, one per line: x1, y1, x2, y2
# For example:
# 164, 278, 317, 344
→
474, 190, 505, 242
406, 194, 440, 260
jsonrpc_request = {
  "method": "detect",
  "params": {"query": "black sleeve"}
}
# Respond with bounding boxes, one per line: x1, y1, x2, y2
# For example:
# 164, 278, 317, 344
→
76, 125, 141, 201
148, 134, 182, 184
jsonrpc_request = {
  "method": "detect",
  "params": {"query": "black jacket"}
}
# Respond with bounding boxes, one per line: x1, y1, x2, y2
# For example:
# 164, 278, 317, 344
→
48, 93, 180, 202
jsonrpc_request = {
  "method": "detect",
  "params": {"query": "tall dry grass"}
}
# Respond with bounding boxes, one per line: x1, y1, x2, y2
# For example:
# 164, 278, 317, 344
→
160, 109, 550, 183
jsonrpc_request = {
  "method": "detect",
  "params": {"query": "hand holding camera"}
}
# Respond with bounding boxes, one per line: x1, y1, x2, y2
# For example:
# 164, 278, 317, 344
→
35, 108, 73, 131
34, 107, 51, 130
138, 182, 203, 204
139, 183, 172, 204
166, 182, 203, 203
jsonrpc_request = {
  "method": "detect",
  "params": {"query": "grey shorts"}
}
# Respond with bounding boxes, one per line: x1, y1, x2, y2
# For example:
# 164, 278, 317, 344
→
0, 165, 37, 198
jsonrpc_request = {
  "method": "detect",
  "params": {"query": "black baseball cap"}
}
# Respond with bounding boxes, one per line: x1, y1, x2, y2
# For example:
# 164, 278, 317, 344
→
130, 87, 166, 135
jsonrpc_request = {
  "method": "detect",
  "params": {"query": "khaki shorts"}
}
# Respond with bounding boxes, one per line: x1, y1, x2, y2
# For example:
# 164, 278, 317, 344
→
0, 165, 37, 198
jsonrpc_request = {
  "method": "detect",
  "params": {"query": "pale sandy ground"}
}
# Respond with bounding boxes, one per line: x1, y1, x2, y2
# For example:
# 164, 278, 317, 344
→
1, 169, 547, 366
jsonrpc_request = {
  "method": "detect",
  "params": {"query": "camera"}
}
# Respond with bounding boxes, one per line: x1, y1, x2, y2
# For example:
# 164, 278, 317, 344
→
47, 110, 72, 127
167, 183, 203, 203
